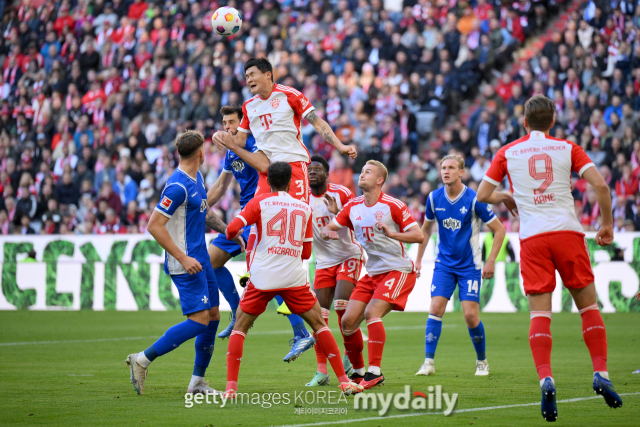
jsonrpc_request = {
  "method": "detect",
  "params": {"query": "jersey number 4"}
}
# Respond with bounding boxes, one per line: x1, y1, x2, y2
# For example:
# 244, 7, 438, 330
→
267, 208, 307, 247
528, 154, 554, 195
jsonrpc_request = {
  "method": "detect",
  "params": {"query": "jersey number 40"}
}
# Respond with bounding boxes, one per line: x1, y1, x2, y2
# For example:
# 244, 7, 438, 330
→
267, 208, 307, 247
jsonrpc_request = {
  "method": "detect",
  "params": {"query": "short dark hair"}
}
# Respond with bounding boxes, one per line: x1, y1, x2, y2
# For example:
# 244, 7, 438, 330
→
310, 154, 330, 173
524, 95, 555, 131
244, 57, 273, 82
175, 130, 204, 158
267, 161, 292, 191
220, 105, 243, 121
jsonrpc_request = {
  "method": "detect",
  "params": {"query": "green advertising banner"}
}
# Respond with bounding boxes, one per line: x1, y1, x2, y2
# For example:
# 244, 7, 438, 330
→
0, 233, 638, 312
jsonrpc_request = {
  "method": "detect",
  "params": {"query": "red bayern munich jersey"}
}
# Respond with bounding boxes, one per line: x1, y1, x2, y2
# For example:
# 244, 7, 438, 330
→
236, 191, 313, 290
333, 192, 417, 275
309, 183, 363, 270
483, 130, 595, 240
237, 84, 313, 164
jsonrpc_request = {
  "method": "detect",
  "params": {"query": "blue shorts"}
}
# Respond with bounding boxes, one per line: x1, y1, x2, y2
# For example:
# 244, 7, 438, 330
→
430, 264, 481, 303
171, 263, 220, 315
211, 226, 251, 258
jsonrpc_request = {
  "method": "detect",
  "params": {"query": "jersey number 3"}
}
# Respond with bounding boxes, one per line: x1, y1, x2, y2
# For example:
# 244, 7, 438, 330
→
528, 154, 554, 195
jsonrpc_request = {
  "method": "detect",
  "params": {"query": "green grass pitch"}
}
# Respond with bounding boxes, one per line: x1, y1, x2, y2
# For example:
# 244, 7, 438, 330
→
0, 310, 638, 426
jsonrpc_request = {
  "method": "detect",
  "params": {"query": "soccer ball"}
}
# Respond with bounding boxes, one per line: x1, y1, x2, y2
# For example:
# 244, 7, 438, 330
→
211, 6, 242, 37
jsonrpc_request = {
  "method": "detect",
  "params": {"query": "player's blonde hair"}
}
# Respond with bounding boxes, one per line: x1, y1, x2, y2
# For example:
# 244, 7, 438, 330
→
439, 154, 465, 170
366, 160, 388, 184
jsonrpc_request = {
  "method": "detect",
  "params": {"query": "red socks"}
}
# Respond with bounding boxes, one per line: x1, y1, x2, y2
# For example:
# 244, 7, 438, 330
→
529, 312, 553, 380
226, 330, 246, 391
366, 318, 386, 369
313, 308, 331, 374
580, 304, 608, 372
315, 326, 349, 383
343, 326, 364, 370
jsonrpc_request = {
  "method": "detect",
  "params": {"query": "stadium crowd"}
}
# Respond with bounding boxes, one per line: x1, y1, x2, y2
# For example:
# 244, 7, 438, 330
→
2, 0, 635, 237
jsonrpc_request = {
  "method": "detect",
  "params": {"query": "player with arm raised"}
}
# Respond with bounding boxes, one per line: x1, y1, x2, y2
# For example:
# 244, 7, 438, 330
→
477, 95, 622, 421
413, 154, 506, 377
126, 130, 243, 396
223, 162, 364, 397
305, 155, 364, 387
207, 105, 312, 352
321, 160, 424, 388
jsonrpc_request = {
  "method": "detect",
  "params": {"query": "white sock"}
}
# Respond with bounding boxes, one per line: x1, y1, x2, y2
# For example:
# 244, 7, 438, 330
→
368, 366, 381, 375
189, 375, 204, 387
540, 376, 555, 387
136, 351, 151, 368
354, 367, 365, 376
595, 371, 609, 380
424, 357, 434, 365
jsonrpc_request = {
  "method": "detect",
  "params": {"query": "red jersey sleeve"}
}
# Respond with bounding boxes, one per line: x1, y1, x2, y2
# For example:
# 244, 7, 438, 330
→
336, 185, 354, 206
303, 210, 313, 243
226, 197, 261, 239
389, 199, 418, 232
333, 201, 354, 230
282, 85, 315, 119
238, 102, 251, 134
484, 147, 508, 185
569, 142, 595, 176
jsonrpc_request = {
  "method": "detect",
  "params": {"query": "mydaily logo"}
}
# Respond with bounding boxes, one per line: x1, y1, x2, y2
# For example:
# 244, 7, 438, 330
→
354, 385, 458, 416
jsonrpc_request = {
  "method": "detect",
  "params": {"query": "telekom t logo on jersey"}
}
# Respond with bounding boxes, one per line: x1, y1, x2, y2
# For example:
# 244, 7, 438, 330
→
259, 113, 273, 130
362, 226, 375, 242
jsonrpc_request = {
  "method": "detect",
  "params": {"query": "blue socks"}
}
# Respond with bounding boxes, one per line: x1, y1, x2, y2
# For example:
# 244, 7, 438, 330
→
193, 320, 220, 377
468, 321, 486, 360
215, 267, 238, 318
145, 319, 207, 361
425, 314, 443, 359
274, 294, 309, 338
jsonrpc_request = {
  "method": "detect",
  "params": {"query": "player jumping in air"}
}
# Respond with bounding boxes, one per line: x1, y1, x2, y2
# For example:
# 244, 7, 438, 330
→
212, 57, 356, 362
207, 105, 312, 358
414, 154, 506, 377
126, 130, 244, 395
224, 162, 364, 397
477, 95, 623, 421
306, 155, 364, 387
322, 160, 424, 389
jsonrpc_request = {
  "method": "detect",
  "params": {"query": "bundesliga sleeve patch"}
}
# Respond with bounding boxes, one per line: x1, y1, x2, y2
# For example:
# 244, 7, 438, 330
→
160, 196, 173, 210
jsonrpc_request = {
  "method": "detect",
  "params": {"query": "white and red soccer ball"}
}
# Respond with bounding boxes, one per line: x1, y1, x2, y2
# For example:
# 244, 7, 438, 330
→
211, 6, 242, 37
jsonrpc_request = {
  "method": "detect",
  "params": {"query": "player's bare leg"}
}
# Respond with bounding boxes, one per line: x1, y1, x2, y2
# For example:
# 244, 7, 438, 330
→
341, 300, 367, 382
307, 286, 336, 386
568, 284, 622, 409
359, 299, 393, 389
461, 300, 489, 376
208, 245, 237, 339
224, 307, 259, 397
417, 296, 448, 376
189, 306, 223, 395
334, 280, 356, 376
298, 301, 363, 395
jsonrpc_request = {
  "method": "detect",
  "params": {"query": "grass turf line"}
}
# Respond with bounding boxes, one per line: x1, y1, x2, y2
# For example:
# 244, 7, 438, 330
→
0, 311, 637, 426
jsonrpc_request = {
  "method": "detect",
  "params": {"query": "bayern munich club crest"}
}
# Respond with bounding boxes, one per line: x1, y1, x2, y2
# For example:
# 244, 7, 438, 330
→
374, 211, 384, 221
270, 98, 280, 109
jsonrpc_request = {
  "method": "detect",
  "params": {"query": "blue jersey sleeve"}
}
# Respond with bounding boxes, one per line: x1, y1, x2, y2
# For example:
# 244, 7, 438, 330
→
156, 183, 187, 217
473, 198, 497, 224
222, 152, 232, 173
424, 192, 435, 222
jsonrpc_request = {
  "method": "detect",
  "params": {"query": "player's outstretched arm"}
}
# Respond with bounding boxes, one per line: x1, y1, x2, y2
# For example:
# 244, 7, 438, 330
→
147, 210, 202, 275
583, 166, 614, 247
376, 222, 424, 244
206, 209, 245, 252
321, 222, 341, 240
207, 172, 234, 207
482, 218, 506, 279
213, 131, 270, 173
414, 220, 435, 278
305, 111, 357, 159
477, 180, 518, 216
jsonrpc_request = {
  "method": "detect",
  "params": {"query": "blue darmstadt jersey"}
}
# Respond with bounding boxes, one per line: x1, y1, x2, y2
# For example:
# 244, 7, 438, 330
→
425, 185, 497, 270
155, 168, 211, 275
222, 134, 259, 209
